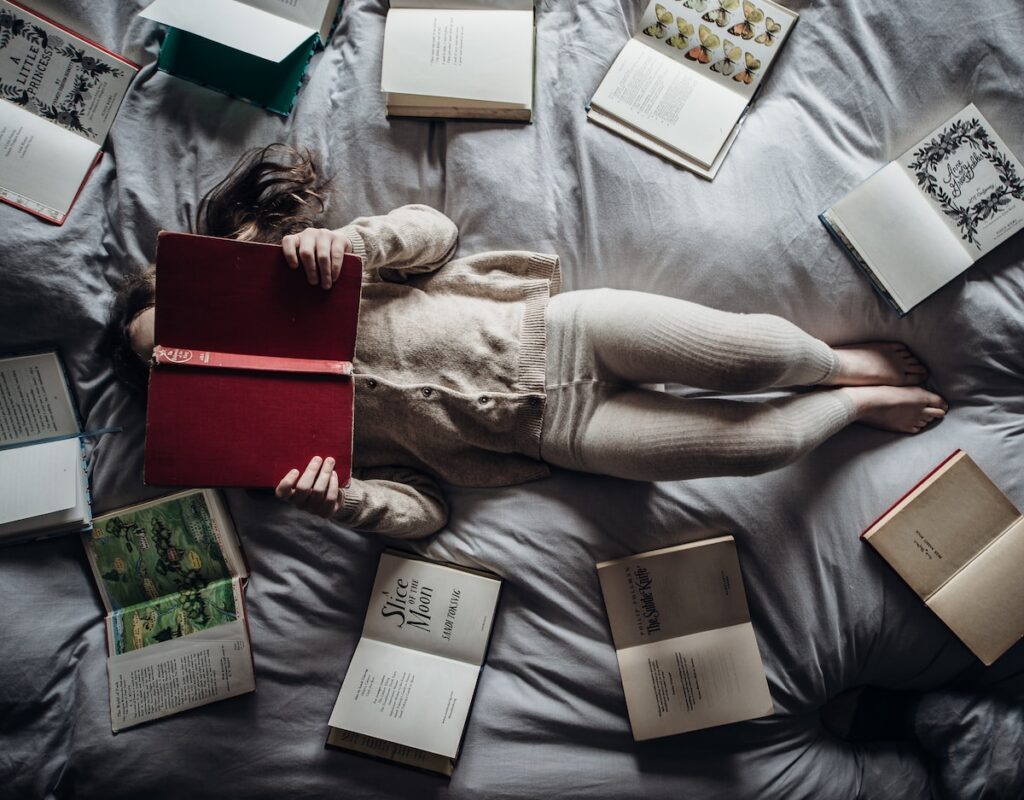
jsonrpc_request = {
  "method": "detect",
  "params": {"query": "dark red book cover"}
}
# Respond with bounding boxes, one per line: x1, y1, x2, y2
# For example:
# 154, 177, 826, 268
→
144, 231, 362, 488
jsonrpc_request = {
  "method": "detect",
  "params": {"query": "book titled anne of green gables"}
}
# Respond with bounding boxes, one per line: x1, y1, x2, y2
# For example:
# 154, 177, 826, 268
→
83, 490, 255, 731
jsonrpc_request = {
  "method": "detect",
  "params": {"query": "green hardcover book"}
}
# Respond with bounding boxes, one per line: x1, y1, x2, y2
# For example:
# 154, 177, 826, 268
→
139, 0, 341, 116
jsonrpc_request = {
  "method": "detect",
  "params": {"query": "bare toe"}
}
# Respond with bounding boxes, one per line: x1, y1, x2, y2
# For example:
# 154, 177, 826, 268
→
829, 342, 929, 387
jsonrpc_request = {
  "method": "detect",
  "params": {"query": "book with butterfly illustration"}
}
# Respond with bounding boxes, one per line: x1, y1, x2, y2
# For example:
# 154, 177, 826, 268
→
0, 0, 138, 223
820, 104, 1024, 315
139, 0, 341, 116
381, 0, 535, 122
587, 0, 796, 180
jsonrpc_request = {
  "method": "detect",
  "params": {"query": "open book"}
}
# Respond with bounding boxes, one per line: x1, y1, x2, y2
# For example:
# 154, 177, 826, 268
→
83, 490, 255, 731
862, 451, 1024, 666
821, 104, 1024, 315
0, 0, 137, 223
327, 551, 502, 775
588, 0, 797, 179
381, 0, 535, 121
0, 352, 91, 544
139, 0, 340, 115
596, 535, 773, 740
144, 232, 362, 489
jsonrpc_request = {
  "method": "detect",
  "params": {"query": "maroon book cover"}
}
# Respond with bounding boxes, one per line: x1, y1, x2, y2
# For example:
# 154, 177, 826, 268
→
144, 231, 362, 488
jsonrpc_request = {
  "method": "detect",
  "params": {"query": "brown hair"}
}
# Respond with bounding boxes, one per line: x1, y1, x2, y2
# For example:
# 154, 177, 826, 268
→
107, 144, 329, 397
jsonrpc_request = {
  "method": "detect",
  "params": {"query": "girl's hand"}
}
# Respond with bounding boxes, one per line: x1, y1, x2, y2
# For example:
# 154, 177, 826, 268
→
281, 228, 351, 290
275, 456, 342, 518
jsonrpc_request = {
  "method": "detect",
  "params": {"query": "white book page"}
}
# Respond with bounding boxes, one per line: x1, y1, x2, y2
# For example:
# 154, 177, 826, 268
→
0, 352, 79, 445
241, 0, 339, 41
633, 0, 794, 102
392, 1, 534, 8
381, 9, 533, 105
107, 618, 254, 732
0, 101, 99, 220
590, 38, 746, 167
896, 104, 1024, 259
139, 0, 314, 62
0, 455, 88, 541
828, 162, 973, 311
616, 622, 773, 740
328, 638, 481, 758
362, 552, 500, 666
0, 438, 79, 525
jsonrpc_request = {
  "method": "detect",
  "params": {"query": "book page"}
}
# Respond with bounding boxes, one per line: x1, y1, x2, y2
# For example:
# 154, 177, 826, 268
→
0, 1, 136, 143
928, 517, 1024, 665
328, 637, 481, 759
0, 438, 78, 526
106, 576, 245, 655
0, 451, 89, 541
381, 9, 533, 106
391, 1, 533, 8
140, 0, 314, 63
897, 104, 1024, 260
616, 623, 773, 739
86, 490, 244, 614
0, 100, 99, 221
864, 453, 1020, 601
107, 618, 254, 732
241, 0, 339, 41
827, 161, 974, 312
361, 552, 501, 666
632, 0, 794, 102
590, 38, 747, 167
597, 536, 751, 649
0, 352, 79, 445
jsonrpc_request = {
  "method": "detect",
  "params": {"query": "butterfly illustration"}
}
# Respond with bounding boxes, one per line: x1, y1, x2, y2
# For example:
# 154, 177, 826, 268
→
643, 3, 674, 38
685, 24, 720, 64
733, 51, 761, 84
666, 17, 696, 50
710, 40, 742, 75
728, 1, 764, 40
682, 0, 709, 11
755, 16, 781, 45
703, 0, 740, 28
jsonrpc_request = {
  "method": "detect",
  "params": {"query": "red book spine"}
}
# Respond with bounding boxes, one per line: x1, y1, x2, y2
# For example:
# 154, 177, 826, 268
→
859, 449, 964, 539
153, 345, 352, 376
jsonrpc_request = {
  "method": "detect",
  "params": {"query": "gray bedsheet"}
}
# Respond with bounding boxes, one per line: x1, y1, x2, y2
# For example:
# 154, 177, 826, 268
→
2, 1, 1022, 798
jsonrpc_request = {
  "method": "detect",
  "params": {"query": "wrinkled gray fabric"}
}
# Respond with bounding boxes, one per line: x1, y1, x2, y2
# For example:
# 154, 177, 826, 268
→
1, 1, 1022, 799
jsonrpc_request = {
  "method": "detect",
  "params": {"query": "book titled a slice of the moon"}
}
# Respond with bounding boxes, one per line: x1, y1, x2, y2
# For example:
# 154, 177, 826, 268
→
326, 551, 502, 776
862, 450, 1024, 666
596, 536, 773, 740
143, 232, 362, 488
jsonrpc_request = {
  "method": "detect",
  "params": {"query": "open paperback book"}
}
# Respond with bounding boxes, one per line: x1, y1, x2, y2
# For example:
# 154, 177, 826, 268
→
144, 231, 362, 489
83, 490, 255, 731
588, 0, 796, 179
0, 352, 91, 544
381, 0, 535, 121
820, 104, 1024, 315
862, 450, 1024, 666
596, 535, 773, 740
0, 0, 137, 223
327, 550, 502, 775
139, 0, 340, 115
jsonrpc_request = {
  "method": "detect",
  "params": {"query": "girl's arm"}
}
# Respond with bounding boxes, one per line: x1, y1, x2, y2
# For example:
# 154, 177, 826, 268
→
337, 204, 458, 280
282, 205, 458, 289
276, 458, 448, 539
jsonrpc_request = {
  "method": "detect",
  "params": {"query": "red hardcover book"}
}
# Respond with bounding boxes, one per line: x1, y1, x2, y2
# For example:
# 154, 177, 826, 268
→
144, 231, 362, 488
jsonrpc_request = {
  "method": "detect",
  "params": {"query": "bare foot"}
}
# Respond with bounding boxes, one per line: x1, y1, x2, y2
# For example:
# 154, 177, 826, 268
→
826, 342, 928, 386
841, 386, 948, 433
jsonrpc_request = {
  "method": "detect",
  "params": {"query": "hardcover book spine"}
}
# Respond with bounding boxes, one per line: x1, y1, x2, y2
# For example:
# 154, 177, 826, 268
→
152, 346, 352, 376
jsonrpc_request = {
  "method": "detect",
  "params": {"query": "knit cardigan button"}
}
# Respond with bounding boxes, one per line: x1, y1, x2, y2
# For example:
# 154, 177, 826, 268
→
366, 379, 377, 388
478, 395, 490, 404
421, 387, 433, 397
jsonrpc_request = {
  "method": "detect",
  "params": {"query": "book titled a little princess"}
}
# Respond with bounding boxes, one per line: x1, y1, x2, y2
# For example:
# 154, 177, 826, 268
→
821, 104, 1024, 315
588, 0, 797, 179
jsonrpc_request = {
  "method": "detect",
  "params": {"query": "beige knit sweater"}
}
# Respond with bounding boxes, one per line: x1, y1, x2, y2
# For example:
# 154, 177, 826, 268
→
335, 205, 560, 538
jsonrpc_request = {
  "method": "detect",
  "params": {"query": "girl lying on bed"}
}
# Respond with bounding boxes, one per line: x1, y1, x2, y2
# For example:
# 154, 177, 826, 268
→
108, 144, 947, 539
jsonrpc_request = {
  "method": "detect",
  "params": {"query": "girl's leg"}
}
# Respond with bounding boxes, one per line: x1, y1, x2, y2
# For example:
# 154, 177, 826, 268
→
541, 384, 858, 481
549, 288, 840, 392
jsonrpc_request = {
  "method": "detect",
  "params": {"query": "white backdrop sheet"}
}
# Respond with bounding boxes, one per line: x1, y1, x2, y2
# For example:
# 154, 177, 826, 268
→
1, 1, 1022, 798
